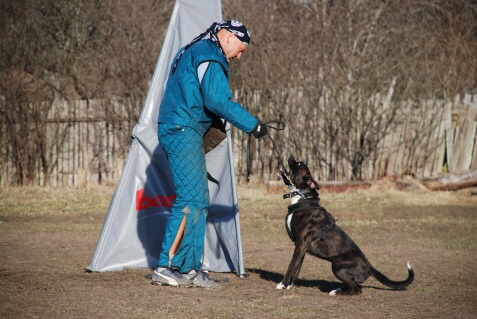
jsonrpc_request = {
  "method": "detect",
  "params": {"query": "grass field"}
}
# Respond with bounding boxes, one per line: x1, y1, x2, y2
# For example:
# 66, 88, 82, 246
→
1, 183, 476, 318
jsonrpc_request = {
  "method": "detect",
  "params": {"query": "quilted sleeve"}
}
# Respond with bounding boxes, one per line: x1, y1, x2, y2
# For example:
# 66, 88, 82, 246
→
201, 62, 259, 133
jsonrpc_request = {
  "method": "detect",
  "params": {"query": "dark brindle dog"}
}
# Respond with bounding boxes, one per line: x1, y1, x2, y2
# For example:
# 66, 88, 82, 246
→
276, 156, 414, 295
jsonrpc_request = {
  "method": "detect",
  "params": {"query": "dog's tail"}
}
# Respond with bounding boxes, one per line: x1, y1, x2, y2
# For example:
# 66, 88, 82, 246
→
370, 262, 414, 290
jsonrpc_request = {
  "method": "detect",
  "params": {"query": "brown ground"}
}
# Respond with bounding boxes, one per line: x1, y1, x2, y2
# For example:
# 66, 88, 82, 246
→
1, 183, 476, 319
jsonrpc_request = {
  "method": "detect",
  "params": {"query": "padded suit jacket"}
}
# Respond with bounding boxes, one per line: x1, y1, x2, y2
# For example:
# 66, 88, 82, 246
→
158, 39, 258, 136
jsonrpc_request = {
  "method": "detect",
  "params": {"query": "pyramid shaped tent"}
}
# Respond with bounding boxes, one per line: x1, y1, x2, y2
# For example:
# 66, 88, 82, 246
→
86, 0, 246, 275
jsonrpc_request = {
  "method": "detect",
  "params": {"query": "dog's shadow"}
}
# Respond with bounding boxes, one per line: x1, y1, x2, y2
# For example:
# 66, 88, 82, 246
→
247, 268, 347, 293
247, 268, 396, 293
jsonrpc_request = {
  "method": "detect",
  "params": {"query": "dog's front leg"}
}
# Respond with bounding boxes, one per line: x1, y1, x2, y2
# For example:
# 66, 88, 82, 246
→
276, 242, 308, 289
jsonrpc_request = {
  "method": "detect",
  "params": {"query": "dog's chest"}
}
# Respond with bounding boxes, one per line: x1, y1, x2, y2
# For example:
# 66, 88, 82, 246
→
285, 200, 335, 243
286, 200, 326, 243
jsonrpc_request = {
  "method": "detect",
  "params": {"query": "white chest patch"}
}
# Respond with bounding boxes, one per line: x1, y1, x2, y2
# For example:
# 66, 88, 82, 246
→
286, 212, 294, 235
290, 195, 301, 205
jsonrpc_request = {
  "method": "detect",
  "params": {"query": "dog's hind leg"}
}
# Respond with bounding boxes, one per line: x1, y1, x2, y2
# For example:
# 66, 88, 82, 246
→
276, 243, 308, 289
329, 271, 362, 296
329, 284, 362, 296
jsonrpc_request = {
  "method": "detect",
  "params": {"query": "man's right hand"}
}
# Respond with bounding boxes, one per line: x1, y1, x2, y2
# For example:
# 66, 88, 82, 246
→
251, 123, 268, 138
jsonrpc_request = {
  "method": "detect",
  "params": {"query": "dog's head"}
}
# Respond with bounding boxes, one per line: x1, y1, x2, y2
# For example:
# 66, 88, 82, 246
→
288, 156, 319, 190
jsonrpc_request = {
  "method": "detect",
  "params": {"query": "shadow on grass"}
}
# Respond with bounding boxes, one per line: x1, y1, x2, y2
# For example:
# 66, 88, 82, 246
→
247, 267, 403, 294
247, 267, 346, 293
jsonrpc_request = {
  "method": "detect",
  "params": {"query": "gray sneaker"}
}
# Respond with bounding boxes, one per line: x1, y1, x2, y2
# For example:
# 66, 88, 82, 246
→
191, 271, 222, 289
151, 268, 193, 287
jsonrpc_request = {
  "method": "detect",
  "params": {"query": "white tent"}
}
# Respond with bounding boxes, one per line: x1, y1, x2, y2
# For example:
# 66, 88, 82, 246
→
86, 0, 246, 275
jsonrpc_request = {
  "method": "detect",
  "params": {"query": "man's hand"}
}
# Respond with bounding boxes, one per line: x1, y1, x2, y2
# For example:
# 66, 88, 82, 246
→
251, 123, 268, 138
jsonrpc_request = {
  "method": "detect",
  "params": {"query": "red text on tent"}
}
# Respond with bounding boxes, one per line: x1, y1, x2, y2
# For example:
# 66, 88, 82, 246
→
136, 189, 176, 211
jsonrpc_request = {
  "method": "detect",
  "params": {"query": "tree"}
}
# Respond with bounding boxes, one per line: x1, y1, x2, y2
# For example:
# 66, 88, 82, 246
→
223, 0, 477, 181
0, 0, 172, 185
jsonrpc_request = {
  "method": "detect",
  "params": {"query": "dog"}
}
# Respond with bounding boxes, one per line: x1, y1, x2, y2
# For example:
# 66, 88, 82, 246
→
276, 156, 414, 295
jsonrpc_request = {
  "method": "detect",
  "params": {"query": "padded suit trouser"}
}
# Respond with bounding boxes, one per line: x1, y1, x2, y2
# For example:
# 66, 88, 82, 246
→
157, 123, 209, 273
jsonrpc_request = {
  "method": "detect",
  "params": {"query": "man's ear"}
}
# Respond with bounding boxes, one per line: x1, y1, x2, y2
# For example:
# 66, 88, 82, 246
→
227, 31, 235, 44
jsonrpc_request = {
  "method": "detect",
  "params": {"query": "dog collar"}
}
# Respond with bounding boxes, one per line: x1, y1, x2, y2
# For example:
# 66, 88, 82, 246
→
283, 189, 319, 200
282, 190, 303, 199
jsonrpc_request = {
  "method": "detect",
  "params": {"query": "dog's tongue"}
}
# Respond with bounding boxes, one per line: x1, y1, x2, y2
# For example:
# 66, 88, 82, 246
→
307, 179, 317, 189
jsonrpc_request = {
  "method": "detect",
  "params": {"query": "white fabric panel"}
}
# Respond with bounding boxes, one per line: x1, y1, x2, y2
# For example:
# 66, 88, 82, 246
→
86, 0, 245, 275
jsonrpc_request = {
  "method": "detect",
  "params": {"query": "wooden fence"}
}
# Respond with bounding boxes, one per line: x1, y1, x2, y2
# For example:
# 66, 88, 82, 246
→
234, 92, 477, 183
1, 98, 135, 187
1, 94, 476, 186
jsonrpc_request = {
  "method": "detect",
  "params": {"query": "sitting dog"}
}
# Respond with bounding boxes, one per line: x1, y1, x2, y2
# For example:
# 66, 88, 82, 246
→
276, 156, 414, 295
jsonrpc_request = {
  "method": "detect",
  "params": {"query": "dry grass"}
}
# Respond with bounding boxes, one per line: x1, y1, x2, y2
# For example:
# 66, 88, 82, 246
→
1, 184, 477, 318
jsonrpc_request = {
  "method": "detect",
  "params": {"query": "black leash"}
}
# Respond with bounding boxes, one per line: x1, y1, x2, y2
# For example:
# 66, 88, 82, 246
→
247, 120, 287, 179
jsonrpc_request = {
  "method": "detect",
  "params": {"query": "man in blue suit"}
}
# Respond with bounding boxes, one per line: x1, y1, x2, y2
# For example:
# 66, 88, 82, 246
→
153, 20, 267, 289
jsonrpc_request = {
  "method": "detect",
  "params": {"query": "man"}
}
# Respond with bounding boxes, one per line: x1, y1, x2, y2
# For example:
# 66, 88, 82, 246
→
153, 20, 268, 289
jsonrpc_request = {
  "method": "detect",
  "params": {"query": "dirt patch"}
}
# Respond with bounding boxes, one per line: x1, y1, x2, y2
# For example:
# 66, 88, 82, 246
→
1, 185, 476, 318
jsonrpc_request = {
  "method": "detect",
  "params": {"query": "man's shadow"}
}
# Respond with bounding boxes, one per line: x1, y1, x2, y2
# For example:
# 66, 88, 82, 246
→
137, 140, 238, 271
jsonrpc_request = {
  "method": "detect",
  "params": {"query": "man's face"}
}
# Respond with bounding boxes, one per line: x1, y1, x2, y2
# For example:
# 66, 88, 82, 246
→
222, 31, 248, 62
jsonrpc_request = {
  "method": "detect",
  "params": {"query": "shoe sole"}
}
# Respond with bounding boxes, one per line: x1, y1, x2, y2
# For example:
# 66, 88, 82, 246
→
151, 274, 193, 287
151, 281, 194, 287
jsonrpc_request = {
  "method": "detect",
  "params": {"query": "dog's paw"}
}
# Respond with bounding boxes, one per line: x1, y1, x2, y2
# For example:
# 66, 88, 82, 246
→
329, 288, 342, 296
276, 282, 293, 290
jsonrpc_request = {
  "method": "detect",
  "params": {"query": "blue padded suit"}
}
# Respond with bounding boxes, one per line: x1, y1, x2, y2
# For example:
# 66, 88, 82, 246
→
157, 39, 258, 273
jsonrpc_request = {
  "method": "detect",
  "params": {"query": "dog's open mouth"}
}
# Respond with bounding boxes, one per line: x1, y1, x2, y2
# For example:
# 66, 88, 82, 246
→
307, 179, 317, 189
306, 177, 318, 189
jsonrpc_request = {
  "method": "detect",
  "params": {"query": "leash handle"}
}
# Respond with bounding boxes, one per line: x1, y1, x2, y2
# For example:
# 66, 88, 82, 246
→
264, 120, 286, 131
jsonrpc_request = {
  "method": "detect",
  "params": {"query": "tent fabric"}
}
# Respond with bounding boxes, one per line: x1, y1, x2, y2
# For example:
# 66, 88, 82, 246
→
86, 0, 246, 275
